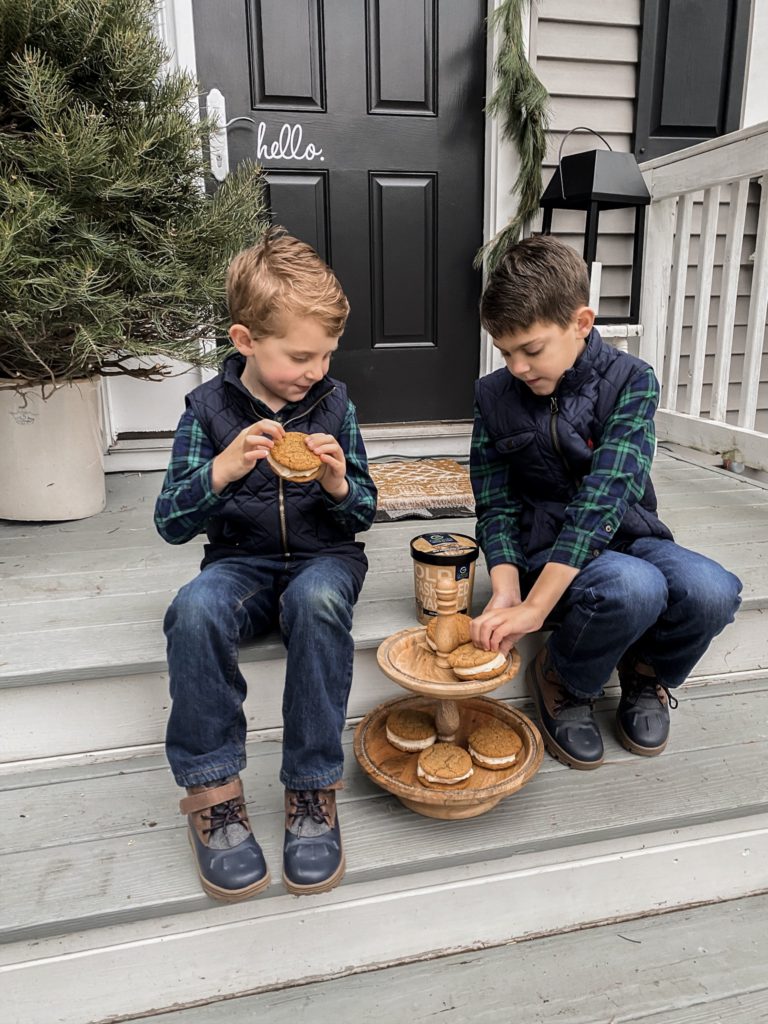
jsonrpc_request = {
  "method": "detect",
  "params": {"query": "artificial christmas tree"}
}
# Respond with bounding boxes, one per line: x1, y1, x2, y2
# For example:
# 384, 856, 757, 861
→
0, 0, 268, 518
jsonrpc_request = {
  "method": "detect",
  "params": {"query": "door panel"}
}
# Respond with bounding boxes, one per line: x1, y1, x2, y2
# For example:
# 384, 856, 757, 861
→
264, 170, 330, 261
193, 0, 485, 423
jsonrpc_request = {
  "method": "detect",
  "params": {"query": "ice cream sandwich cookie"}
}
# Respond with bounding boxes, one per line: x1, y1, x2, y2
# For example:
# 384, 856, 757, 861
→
386, 709, 437, 752
267, 431, 324, 482
416, 743, 474, 787
468, 722, 523, 770
447, 642, 509, 681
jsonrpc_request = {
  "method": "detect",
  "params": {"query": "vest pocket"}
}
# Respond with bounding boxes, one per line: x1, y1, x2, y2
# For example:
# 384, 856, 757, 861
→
496, 429, 537, 455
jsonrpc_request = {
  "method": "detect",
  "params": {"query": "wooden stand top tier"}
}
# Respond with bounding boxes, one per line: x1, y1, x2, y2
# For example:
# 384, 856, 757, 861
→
376, 578, 521, 699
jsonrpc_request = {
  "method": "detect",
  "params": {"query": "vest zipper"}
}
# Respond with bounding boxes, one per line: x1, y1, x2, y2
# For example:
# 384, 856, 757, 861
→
245, 385, 337, 559
277, 477, 289, 556
549, 396, 576, 483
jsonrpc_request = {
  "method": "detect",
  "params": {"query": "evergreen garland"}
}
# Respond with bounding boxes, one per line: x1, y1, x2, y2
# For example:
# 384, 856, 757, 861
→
0, 0, 269, 389
476, 0, 550, 271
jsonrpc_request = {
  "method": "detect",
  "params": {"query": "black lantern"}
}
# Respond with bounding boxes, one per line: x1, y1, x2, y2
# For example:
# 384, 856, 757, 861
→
540, 127, 650, 324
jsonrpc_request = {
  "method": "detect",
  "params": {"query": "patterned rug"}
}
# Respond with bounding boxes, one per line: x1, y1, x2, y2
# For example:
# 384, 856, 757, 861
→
370, 458, 475, 522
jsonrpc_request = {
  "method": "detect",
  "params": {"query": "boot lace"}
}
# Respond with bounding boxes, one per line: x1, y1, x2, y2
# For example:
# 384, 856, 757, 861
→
201, 798, 247, 837
553, 691, 595, 714
625, 677, 679, 710
288, 790, 330, 828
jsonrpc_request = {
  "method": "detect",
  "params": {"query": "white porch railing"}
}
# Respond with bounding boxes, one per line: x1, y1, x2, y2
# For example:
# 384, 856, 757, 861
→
639, 121, 768, 471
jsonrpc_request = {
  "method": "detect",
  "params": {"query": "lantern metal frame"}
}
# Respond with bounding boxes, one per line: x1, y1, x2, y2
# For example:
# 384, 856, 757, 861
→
539, 128, 651, 325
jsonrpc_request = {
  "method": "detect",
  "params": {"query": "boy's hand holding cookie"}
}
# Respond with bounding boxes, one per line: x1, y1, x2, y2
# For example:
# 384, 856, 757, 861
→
306, 432, 349, 501
212, 420, 285, 493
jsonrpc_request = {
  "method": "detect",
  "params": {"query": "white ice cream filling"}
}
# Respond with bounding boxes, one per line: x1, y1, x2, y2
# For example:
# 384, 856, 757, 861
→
468, 744, 517, 766
417, 762, 473, 784
386, 725, 436, 751
284, 465, 318, 479
453, 652, 507, 676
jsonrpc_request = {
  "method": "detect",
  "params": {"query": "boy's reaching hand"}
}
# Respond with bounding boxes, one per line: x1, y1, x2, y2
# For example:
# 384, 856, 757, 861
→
212, 420, 285, 493
471, 603, 545, 654
306, 433, 349, 502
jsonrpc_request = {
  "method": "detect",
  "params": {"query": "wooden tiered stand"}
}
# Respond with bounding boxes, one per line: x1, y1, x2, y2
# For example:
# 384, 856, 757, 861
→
354, 580, 544, 819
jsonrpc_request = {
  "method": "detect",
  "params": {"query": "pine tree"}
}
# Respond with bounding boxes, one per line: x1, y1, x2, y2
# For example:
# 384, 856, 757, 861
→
0, 0, 268, 388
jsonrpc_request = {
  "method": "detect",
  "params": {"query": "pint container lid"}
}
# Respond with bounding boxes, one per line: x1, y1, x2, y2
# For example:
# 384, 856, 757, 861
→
410, 532, 479, 567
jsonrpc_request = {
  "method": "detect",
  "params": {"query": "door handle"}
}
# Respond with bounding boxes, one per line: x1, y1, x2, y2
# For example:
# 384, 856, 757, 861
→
206, 90, 256, 181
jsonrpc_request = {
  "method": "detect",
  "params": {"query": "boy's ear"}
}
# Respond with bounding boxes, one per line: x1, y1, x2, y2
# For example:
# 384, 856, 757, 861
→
574, 306, 596, 337
229, 323, 257, 355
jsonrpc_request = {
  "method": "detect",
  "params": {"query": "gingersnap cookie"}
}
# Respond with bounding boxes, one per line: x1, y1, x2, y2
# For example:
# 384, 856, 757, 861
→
468, 722, 523, 770
425, 612, 472, 653
385, 709, 437, 752
267, 431, 324, 482
447, 642, 509, 681
416, 743, 474, 787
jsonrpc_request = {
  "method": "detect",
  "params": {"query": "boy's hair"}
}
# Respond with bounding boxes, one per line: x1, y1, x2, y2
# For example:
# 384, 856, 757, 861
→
480, 235, 590, 338
226, 228, 349, 339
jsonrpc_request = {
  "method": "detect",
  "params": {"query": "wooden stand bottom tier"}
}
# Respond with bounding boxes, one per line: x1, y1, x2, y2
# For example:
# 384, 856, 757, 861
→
353, 695, 543, 820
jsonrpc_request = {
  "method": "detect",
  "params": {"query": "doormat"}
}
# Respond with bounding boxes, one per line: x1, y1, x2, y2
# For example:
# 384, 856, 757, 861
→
370, 458, 475, 523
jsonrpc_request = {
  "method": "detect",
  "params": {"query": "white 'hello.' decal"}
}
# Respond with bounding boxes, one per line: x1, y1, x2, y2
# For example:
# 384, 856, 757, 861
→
257, 122, 324, 162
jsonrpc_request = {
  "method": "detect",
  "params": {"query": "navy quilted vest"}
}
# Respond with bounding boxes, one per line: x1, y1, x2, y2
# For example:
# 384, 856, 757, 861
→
475, 329, 672, 572
187, 354, 367, 577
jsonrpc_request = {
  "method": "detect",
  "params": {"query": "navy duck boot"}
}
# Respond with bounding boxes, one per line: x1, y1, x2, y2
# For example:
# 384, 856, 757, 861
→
527, 645, 604, 769
616, 656, 678, 756
180, 776, 270, 901
283, 787, 345, 895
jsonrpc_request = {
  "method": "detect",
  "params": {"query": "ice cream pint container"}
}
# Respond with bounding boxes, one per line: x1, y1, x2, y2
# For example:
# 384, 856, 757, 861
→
410, 532, 479, 624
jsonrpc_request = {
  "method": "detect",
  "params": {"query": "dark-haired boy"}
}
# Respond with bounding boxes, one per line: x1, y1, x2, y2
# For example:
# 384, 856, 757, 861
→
470, 235, 741, 769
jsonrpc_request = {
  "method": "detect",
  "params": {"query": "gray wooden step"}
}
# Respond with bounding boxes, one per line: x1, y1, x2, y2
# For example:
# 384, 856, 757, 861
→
115, 892, 768, 1024
2, 449, 767, 771
1, 449, 766, 694
2, 675, 768, 1022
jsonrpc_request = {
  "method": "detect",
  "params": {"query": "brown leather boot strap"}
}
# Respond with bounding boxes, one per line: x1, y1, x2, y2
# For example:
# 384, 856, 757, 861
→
179, 780, 243, 815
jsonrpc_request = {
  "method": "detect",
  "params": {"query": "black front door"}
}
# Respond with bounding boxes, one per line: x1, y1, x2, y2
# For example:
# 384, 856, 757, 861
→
192, 0, 486, 423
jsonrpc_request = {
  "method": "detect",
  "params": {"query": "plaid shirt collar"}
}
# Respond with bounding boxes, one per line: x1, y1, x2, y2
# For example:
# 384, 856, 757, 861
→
221, 352, 334, 420
556, 327, 602, 395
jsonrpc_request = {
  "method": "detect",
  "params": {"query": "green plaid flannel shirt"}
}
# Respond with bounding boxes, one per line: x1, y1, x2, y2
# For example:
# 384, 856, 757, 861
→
155, 396, 377, 545
470, 366, 660, 573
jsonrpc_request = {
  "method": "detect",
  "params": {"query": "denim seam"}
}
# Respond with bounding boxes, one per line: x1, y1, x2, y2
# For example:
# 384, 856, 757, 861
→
550, 587, 606, 698
235, 584, 269, 612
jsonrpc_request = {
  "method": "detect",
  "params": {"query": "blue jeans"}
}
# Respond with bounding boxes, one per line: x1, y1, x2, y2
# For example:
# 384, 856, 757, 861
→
531, 539, 742, 698
164, 555, 362, 790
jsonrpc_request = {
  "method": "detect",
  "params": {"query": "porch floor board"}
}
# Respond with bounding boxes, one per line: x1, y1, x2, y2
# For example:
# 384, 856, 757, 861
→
1, 446, 767, 1021
115, 892, 768, 1024
2, 675, 768, 945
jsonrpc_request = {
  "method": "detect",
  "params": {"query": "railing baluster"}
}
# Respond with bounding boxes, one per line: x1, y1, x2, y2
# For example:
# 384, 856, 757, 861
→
688, 186, 720, 418
711, 178, 750, 423
739, 176, 768, 430
663, 193, 693, 411
639, 193, 676, 374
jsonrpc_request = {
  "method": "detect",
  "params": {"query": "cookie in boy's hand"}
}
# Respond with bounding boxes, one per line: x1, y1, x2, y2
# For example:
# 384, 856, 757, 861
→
447, 642, 509, 681
416, 742, 474, 787
266, 431, 324, 482
425, 612, 472, 652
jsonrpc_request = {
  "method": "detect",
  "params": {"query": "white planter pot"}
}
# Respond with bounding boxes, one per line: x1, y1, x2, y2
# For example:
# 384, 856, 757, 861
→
0, 378, 106, 521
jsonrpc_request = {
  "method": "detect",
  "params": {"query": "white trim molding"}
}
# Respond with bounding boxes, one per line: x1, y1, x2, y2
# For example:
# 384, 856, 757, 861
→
743, 0, 768, 128
480, 0, 533, 377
